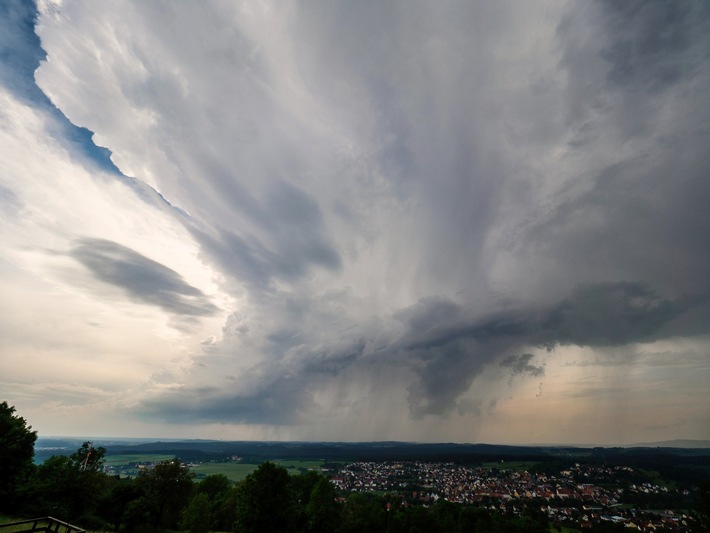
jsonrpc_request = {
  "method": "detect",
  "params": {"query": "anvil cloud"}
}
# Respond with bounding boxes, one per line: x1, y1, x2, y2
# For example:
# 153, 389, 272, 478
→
1, 0, 709, 444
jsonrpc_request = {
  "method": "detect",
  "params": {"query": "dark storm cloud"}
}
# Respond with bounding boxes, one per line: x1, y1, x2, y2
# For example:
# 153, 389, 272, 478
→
598, 0, 698, 92
140, 333, 370, 425
158, 280, 701, 425
500, 354, 545, 378
539, 282, 681, 347
526, 0, 710, 303
188, 181, 341, 291
71, 238, 218, 316
557, 0, 709, 137
523, 145, 710, 300
142, 374, 315, 425
35, 0, 708, 435
390, 281, 701, 417
146, 0, 710, 429
301, 339, 366, 377
404, 338, 494, 418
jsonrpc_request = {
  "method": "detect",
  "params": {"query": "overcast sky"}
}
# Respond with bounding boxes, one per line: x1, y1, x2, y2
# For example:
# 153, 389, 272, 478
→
1, 0, 709, 445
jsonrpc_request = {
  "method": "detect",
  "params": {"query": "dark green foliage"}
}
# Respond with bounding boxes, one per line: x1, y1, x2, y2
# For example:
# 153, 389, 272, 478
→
290, 470, 322, 531
514, 505, 549, 533
136, 458, 195, 530
18, 455, 76, 518
70, 441, 106, 472
197, 473, 231, 500
16, 443, 111, 525
695, 481, 710, 532
181, 492, 211, 533
305, 476, 339, 533
97, 476, 143, 531
0, 401, 37, 510
121, 495, 156, 533
431, 499, 459, 532
195, 473, 236, 531
235, 461, 294, 533
339, 492, 388, 532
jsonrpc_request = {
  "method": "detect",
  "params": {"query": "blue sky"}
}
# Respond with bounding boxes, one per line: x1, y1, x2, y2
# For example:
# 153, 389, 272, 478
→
1, 0, 709, 445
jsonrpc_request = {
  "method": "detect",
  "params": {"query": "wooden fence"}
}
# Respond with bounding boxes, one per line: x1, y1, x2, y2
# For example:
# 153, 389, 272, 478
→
0, 517, 85, 533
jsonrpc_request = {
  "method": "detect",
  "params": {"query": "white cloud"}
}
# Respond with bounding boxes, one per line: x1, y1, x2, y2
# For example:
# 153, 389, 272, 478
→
0, 84, 226, 431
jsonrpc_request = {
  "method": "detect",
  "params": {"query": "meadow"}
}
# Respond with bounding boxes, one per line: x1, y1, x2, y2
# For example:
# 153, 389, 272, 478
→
101, 453, 335, 482
103, 453, 176, 465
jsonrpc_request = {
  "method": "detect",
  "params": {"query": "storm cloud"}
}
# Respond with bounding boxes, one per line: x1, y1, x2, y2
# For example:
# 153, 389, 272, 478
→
140, 278, 700, 426
1, 0, 709, 443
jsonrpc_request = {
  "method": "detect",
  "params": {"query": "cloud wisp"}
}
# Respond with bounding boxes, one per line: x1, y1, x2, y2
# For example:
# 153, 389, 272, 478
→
71, 238, 219, 317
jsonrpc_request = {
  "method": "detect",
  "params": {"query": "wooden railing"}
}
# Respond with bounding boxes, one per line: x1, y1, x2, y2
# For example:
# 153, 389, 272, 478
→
0, 517, 85, 533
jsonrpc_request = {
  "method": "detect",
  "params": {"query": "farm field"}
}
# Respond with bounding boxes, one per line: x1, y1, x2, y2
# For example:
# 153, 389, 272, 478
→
273, 459, 330, 473
190, 459, 329, 481
190, 462, 259, 482
104, 454, 176, 465
102, 453, 336, 482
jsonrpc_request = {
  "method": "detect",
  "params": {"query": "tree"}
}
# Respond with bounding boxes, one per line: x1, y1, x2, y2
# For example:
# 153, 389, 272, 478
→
70, 441, 106, 472
0, 401, 37, 509
290, 470, 322, 531
235, 462, 294, 533
197, 473, 231, 500
694, 481, 710, 532
195, 474, 235, 531
181, 492, 211, 533
290, 470, 341, 532
18, 455, 75, 518
17, 443, 111, 525
305, 476, 339, 533
137, 458, 195, 530
97, 476, 143, 532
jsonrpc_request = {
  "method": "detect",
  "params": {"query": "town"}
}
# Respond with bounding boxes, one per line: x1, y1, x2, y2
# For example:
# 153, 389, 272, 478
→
328, 460, 695, 531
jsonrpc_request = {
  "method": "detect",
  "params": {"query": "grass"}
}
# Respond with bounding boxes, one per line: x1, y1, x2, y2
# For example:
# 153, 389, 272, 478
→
0, 516, 26, 533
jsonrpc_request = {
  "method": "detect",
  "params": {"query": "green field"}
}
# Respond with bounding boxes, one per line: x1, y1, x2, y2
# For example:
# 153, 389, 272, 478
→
190, 459, 331, 482
189, 462, 260, 482
103, 455, 333, 482
273, 459, 329, 473
104, 453, 176, 465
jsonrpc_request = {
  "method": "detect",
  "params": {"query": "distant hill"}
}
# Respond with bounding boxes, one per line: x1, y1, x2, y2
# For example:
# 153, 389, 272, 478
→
631, 439, 710, 449
35, 437, 710, 465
